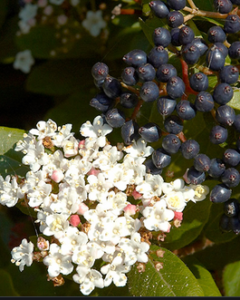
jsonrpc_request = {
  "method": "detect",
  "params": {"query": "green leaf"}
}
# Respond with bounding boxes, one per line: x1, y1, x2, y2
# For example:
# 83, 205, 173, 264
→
0, 269, 19, 296
127, 245, 204, 296
192, 0, 215, 11
228, 90, 240, 111
0, 127, 29, 177
223, 260, 240, 296
192, 235, 240, 270
0, 0, 8, 29
26, 59, 94, 96
182, 256, 221, 296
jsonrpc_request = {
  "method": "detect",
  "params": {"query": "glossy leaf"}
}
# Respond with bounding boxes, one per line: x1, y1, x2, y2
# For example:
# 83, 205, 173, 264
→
127, 245, 204, 296
0, 127, 29, 177
228, 90, 240, 111
182, 256, 221, 296
0, 269, 19, 296
223, 260, 240, 296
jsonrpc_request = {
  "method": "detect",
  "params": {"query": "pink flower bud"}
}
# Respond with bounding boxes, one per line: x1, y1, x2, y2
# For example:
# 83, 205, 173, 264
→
166, 223, 171, 233
87, 167, 101, 176
51, 169, 64, 183
132, 189, 142, 200
37, 237, 49, 251
77, 203, 89, 215
124, 204, 137, 215
174, 211, 183, 221
69, 215, 81, 227
78, 140, 85, 149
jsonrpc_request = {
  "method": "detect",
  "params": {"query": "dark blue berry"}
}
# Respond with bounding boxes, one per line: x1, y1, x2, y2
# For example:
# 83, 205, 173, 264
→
220, 65, 239, 84
213, 83, 233, 105
237, 136, 240, 152
224, 198, 239, 217
103, 76, 122, 98
210, 184, 232, 203
166, 76, 185, 99
157, 97, 177, 116
170, 28, 181, 46
105, 108, 125, 128
192, 38, 208, 56
164, 115, 183, 134
221, 167, 240, 188
167, 0, 186, 10
182, 43, 201, 65
214, 42, 228, 57
219, 214, 231, 232
228, 41, 240, 59
120, 92, 138, 109
194, 91, 214, 112
94, 78, 105, 88
153, 27, 171, 47
186, 166, 206, 185
140, 81, 159, 102
208, 158, 226, 178
181, 139, 200, 159
149, 0, 170, 18
215, 105, 235, 126
167, 11, 184, 28
233, 114, 240, 132
89, 93, 113, 112
209, 125, 228, 144
223, 149, 240, 166
230, 217, 240, 234
145, 159, 163, 175
121, 119, 140, 145
214, 0, 233, 14
230, 0, 240, 4
162, 134, 181, 154
152, 147, 172, 168
206, 46, 225, 71
179, 26, 195, 45
137, 63, 156, 81
176, 100, 196, 120
156, 64, 177, 82
224, 14, 240, 33
190, 72, 209, 92
91, 62, 109, 81
207, 25, 226, 43
147, 46, 169, 68
123, 49, 147, 67
138, 123, 161, 143
194, 154, 211, 172
121, 67, 138, 86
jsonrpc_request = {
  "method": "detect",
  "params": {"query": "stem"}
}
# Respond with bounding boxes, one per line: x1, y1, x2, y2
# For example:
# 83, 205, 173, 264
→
196, 10, 228, 18
177, 131, 187, 143
223, 40, 231, 48
119, 9, 142, 15
187, 0, 197, 10
183, 6, 194, 13
180, 59, 198, 97
130, 99, 144, 120
195, 64, 215, 75
184, 14, 195, 22
120, 82, 140, 95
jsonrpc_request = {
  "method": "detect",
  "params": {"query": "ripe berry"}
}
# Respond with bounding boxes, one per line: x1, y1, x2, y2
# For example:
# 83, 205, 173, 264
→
157, 97, 177, 116
140, 81, 159, 102
224, 14, 240, 34
103, 76, 122, 98
209, 125, 228, 144
121, 67, 138, 86
206, 46, 225, 71
137, 63, 156, 81
94, 78, 105, 89
90, 93, 113, 112
210, 184, 232, 203
149, 0, 170, 18
91, 62, 109, 81
164, 115, 183, 134
213, 83, 233, 105
233, 114, 240, 132
186, 166, 206, 185
120, 92, 138, 109
176, 100, 196, 120
219, 214, 231, 232
179, 26, 195, 45
162, 134, 181, 154
167, 0, 186, 11
223, 149, 240, 166
228, 41, 240, 59
181, 139, 200, 159
152, 147, 171, 168
221, 167, 240, 188
121, 119, 140, 145
167, 11, 184, 28
194, 154, 211, 172
156, 64, 177, 82
215, 105, 235, 126
194, 91, 214, 112
153, 27, 171, 47
220, 65, 239, 84
166, 76, 185, 99
138, 123, 161, 143
190, 72, 209, 92
214, 0, 233, 14
145, 158, 163, 175
123, 49, 147, 67
171, 28, 181, 46
147, 46, 169, 68
105, 108, 125, 128
192, 38, 208, 56
207, 25, 226, 43
182, 43, 201, 65
208, 158, 226, 178
214, 42, 228, 58
230, 217, 240, 234
223, 198, 239, 217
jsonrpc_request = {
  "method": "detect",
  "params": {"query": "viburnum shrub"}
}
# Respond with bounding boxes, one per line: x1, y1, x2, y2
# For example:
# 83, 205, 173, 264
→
2, 0, 240, 297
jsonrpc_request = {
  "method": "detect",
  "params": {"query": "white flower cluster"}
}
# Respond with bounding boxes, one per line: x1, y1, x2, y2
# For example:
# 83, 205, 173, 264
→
1, 115, 209, 295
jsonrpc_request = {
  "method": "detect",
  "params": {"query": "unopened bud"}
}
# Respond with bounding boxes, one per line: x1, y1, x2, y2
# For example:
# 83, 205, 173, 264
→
37, 236, 49, 251
51, 169, 64, 183
174, 211, 183, 221
154, 261, 163, 271
77, 203, 89, 215
69, 215, 81, 227
132, 189, 142, 200
123, 204, 136, 215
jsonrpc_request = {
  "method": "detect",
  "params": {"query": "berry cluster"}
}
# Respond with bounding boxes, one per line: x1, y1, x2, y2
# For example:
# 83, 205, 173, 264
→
90, 0, 240, 235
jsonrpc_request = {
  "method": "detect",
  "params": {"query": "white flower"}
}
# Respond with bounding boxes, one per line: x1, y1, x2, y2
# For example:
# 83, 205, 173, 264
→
29, 119, 57, 139
136, 174, 163, 199
49, 0, 65, 5
13, 50, 35, 74
53, 124, 74, 147
189, 184, 210, 202
73, 266, 104, 295
86, 173, 113, 202
43, 213, 69, 239
11, 239, 34, 272
59, 228, 88, 255
82, 10, 106, 37
19, 4, 38, 22
0, 176, 24, 207
123, 138, 154, 158
62, 136, 79, 158
43, 243, 73, 277
164, 191, 186, 212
